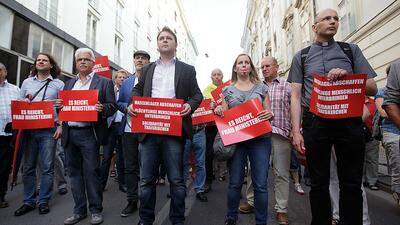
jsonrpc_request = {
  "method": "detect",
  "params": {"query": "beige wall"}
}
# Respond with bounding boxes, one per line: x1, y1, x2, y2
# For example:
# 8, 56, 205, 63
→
242, 0, 400, 86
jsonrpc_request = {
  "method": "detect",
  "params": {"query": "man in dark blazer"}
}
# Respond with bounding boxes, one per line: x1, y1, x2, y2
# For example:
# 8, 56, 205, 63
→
128, 27, 203, 225
62, 48, 116, 225
117, 50, 150, 217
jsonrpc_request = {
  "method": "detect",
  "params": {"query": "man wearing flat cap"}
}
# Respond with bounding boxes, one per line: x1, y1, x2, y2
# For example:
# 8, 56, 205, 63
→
117, 50, 150, 217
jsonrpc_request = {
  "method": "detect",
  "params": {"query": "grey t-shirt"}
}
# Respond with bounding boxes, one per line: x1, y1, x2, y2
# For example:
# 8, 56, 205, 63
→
287, 40, 377, 108
223, 83, 268, 109
383, 59, 400, 106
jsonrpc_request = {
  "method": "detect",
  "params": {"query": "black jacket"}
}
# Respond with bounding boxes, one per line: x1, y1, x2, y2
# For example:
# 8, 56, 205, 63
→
61, 73, 116, 147
131, 60, 203, 142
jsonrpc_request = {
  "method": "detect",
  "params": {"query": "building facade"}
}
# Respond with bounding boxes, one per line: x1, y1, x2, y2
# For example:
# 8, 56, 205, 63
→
241, 0, 400, 87
0, 0, 198, 86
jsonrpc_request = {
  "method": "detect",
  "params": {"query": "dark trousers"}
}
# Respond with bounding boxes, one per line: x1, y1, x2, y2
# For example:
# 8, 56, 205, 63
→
205, 126, 218, 184
100, 122, 123, 189
122, 132, 139, 202
0, 136, 13, 198
303, 111, 365, 225
139, 135, 186, 225
65, 128, 103, 215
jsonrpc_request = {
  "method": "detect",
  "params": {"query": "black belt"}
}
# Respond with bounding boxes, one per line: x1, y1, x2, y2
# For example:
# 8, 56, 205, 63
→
69, 126, 91, 130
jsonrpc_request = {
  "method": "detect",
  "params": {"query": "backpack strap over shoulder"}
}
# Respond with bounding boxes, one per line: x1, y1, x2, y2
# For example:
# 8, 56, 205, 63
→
336, 41, 354, 71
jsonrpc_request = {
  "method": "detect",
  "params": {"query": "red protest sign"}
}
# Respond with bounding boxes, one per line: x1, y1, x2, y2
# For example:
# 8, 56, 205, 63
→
93, 56, 112, 79
192, 99, 214, 125
310, 74, 367, 119
11, 101, 55, 129
211, 81, 231, 105
131, 97, 184, 136
214, 98, 272, 146
59, 90, 99, 122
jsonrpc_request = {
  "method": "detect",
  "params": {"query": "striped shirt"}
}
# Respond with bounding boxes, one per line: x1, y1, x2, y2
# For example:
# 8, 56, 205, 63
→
265, 77, 291, 139
0, 81, 20, 136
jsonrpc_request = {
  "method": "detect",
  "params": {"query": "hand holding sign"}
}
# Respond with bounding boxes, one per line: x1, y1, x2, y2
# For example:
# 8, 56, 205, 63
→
131, 97, 183, 136
214, 98, 272, 146
327, 68, 348, 82
180, 103, 191, 116
309, 74, 367, 119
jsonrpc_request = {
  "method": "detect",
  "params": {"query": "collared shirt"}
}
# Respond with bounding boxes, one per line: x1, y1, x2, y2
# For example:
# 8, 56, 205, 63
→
203, 83, 218, 99
376, 87, 400, 135
288, 39, 377, 108
20, 75, 64, 122
68, 72, 94, 127
72, 72, 94, 90
113, 85, 123, 123
0, 81, 20, 136
151, 58, 176, 98
20, 75, 64, 101
383, 59, 400, 107
265, 77, 291, 139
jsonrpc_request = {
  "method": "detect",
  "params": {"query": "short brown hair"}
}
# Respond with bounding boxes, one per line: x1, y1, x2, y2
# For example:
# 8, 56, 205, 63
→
31, 53, 61, 78
157, 26, 177, 43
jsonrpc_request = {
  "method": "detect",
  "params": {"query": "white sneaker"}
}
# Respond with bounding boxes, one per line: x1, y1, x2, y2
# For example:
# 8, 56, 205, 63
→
90, 213, 103, 225
294, 183, 305, 195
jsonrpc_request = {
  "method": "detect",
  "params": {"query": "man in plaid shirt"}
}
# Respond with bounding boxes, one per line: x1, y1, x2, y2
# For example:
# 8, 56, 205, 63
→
239, 56, 293, 225
0, 62, 20, 208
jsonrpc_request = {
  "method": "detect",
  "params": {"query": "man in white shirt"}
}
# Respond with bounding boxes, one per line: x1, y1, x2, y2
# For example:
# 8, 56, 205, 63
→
62, 48, 116, 225
128, 27, 203, 225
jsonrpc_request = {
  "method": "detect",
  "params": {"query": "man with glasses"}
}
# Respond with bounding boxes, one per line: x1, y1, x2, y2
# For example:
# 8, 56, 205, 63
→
288, 8, 377, 225
62, 48, 116, 225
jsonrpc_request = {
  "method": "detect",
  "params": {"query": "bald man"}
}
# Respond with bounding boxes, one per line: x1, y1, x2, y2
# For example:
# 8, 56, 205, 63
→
202, 68, 223, 192
288, 8, 377, 225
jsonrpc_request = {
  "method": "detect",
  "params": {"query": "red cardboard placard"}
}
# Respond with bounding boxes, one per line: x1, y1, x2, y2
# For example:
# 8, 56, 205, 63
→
11, 101, 55, 129
211, 81, 231, 105
131, 97, 184, 136
214, 98, 272, 146
93, 56, 112, 79
192, 99, 214, 125
59, 90, 99, 122
309, 74, 367, 119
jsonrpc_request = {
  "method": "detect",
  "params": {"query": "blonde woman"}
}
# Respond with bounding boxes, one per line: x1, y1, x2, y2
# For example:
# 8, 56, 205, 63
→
215, 54, 273, 225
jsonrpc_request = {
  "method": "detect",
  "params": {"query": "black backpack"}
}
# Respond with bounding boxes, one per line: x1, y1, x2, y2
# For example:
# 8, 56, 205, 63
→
300, 41, 354, 73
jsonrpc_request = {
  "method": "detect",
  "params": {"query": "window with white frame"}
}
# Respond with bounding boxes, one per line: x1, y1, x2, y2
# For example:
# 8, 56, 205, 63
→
286, 24, 294, 66
114, 35, 122, 64
133, 21, 139, 51
338, 0, 355, 38
38, 0, 59, 25
0, 5, 14, 49
27, 24, 74, 73
88, 0, 98, 9
86, 12, 98, 49
115, 0, 123, 32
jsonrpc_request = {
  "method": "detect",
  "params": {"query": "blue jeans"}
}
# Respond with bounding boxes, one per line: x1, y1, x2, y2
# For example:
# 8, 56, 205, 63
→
65, 128, 103, 215
183, 129, 206, 193
23, 128, 56, 205
226, 135, 271, 225
139, 135, 186, 225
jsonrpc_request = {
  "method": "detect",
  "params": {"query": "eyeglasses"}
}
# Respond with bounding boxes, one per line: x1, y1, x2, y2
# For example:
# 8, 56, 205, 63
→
316, 16, 339, 23
76, 58, 93, 63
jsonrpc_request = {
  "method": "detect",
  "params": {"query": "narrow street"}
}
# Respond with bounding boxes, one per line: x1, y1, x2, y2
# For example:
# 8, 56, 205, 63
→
1, 174, 399, 225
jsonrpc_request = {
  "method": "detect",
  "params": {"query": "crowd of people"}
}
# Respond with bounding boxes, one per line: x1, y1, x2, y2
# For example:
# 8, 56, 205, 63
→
0, 7, 399, 225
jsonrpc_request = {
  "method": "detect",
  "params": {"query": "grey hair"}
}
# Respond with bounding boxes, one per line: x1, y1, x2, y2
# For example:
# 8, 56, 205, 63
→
75, 48, 95, 61
0, 62, 6, 70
